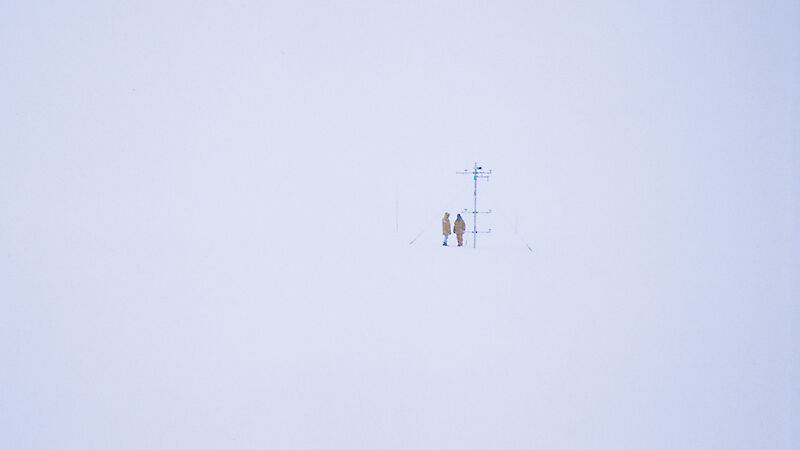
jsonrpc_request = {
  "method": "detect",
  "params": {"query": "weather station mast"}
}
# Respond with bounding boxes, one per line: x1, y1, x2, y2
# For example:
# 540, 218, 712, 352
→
457, 162, 492, 248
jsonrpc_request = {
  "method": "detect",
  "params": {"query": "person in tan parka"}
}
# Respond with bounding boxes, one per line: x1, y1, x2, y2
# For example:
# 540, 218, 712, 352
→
453, 213, 466, 246
442, 212, 451, 246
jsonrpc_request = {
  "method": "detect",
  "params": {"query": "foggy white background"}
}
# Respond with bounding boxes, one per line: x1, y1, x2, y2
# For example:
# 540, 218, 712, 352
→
2, 1, 798, 449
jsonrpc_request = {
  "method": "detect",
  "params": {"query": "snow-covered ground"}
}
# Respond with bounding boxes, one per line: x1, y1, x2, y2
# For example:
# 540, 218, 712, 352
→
2, 1, 798, 449
2, 190, 797, 449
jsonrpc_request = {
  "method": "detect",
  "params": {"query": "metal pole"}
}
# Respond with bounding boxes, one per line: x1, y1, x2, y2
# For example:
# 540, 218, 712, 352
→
473, 162, 478, 248
456, 162, 491, 249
